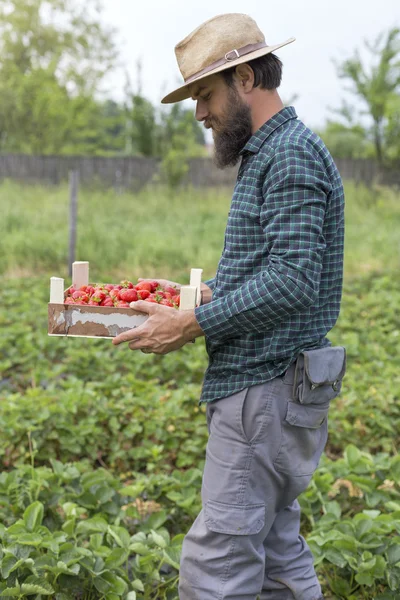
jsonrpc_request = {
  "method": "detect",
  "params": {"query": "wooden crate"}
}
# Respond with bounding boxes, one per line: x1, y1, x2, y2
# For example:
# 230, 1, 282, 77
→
48, 262, 202, 339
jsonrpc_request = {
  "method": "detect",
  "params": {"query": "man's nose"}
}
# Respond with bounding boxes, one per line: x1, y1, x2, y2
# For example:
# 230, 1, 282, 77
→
195, 99, 209, 122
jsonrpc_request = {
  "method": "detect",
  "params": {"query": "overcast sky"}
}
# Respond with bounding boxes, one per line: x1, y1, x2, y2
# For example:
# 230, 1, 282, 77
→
101, 0, 399, 131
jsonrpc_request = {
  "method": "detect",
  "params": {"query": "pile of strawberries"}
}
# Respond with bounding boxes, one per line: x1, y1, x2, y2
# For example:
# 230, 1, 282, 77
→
64, 280, 180, 309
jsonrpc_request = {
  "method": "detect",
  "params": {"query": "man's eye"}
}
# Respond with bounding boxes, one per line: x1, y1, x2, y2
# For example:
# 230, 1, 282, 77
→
202, 93, 211, 101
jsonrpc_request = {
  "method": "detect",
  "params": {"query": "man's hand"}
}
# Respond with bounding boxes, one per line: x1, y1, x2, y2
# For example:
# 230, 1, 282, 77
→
112, 300, 204, 354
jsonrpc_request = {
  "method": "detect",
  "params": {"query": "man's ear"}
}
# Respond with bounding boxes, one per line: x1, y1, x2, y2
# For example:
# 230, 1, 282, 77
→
234, 63, 255, 92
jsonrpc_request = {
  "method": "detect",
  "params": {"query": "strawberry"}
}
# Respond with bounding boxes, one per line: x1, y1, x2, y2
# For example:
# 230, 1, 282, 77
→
136, 281, 153, 293
101, 297, 114, 307
65, 297, 75, 304
120, 280, 134, 289
117, 301, 130, 307
164, 285, 178, 296
160, 299, 174, 307
119, 289, 138, 303
92, 289, 106, 303
137, 289, 150, 300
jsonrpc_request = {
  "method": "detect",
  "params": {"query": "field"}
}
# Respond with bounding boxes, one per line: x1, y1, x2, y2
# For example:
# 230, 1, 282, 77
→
1, 180, 400, 599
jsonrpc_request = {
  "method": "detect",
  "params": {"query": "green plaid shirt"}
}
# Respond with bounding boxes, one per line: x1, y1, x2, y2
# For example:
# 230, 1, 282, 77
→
195, 106, 345, 403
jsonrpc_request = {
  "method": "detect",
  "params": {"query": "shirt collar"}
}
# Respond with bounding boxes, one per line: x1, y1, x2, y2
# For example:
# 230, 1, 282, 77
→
240, 106, 298, 156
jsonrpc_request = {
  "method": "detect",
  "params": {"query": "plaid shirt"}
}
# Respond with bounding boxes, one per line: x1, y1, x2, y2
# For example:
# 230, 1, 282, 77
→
195, 106, 345, 403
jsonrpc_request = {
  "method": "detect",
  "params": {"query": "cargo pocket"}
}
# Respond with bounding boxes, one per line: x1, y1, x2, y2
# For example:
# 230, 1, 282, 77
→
204, 499, 265, 535
273, 401, 329, 476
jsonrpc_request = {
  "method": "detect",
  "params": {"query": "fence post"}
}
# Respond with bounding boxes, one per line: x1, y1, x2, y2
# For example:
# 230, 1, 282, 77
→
68, 170, 79, 277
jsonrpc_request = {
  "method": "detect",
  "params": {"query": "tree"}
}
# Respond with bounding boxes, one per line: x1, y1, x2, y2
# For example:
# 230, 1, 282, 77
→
158, 104, 207, 188
333, 27, 400, 164
0, 0, 119, 153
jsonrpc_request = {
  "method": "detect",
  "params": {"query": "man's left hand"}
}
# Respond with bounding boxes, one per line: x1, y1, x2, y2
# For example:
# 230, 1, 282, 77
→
111, 300, 205, 354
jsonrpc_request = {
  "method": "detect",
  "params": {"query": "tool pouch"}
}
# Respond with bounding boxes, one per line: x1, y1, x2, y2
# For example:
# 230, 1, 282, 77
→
293, 346, 347, 405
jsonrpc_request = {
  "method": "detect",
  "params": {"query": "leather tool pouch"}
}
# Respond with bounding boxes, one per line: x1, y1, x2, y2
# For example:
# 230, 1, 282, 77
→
293, 346, 347, 405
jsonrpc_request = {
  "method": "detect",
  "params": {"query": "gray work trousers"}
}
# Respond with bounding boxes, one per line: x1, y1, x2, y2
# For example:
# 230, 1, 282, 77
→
179, 347, 346, 600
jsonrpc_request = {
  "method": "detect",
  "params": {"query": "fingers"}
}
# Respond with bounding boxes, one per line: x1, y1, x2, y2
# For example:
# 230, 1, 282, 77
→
128, 339, 152, 351
112, 330, 142, 345
129, 300, 158, 313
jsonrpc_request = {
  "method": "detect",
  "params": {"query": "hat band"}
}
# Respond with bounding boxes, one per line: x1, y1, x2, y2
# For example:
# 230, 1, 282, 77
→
185, 41, 268, 84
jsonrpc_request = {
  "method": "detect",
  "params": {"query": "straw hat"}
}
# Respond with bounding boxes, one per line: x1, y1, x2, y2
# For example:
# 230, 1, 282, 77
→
161, 13, 295, 104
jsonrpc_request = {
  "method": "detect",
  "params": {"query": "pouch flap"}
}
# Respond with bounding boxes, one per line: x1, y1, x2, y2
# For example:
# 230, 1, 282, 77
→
303, 346, 346, 386
204, 499, 265, 535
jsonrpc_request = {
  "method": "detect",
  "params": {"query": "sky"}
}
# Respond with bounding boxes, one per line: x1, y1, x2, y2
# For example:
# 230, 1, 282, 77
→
101, 0, 399, 132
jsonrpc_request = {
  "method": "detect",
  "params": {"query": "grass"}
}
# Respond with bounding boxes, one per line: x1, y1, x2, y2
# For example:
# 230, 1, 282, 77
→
1, 179, 399, 282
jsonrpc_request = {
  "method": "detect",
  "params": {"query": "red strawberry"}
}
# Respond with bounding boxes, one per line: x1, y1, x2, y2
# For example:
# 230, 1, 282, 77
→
65, 297, 75, 304
136, 281, 152, 293
120, 280, 134, 289
165, 285, 178, 296
101, 297, 114, 307
137, 290, 150, 300
119, 288, 138, 303
117, 301, 130, 307
161, 299, 174, 307
92, 289, 106, 303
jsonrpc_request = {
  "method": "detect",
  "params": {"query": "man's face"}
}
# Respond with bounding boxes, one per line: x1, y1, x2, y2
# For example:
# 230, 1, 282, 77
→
190, 74, 253, 169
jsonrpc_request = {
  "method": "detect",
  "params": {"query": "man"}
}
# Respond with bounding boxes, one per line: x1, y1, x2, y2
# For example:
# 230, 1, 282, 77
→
113, 13, 346, 600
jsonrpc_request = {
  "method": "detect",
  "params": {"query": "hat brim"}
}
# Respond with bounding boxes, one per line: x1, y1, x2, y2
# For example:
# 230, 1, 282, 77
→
161, 37, 296, 104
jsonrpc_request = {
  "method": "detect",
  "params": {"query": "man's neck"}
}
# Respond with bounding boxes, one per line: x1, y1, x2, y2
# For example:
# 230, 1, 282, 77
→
251, 90, 284, 134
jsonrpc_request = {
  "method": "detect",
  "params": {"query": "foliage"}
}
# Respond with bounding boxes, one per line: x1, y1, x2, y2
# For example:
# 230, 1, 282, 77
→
0, 462, 183, 599
1, 183, 400, 597
317, 120, 373, 160
0, 0, 119, 154
329, 26, 400, 164
159, 104, 207, 189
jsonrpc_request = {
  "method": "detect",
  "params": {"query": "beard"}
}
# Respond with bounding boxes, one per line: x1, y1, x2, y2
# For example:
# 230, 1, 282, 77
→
210, 87, 253, 169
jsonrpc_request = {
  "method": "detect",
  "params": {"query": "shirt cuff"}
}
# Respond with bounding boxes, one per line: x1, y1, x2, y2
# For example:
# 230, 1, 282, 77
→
194, 298, 238, 341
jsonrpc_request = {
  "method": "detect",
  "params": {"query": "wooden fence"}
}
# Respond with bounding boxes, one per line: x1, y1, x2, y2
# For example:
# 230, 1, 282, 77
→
0, 154, 398, 189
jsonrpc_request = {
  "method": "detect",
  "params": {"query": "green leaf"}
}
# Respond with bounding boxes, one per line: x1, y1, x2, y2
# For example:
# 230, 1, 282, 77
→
129, 542, 150, 555
126, 593, 137, 600
388, 541, 400, 565
0, 587, 21, 597
104, 548, 129, 569
151, 529, 167, 548
131, 579, 144, 592
101, 572, 127, 596
324, 548, 348, 568
141, 510, 168, 532
76, 517, 108, 535
23, 501, 44, 532
345, 444, 361, 467
107, 526, 130, 549
163, 546, 181, 570
355, 572, 374, 586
